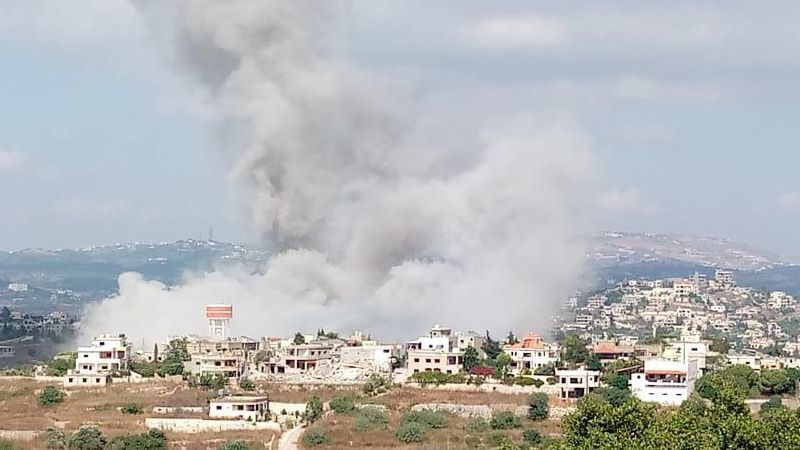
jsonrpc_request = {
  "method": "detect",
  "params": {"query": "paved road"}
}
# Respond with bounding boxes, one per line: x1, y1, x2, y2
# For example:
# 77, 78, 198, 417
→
277, 425, 305, 450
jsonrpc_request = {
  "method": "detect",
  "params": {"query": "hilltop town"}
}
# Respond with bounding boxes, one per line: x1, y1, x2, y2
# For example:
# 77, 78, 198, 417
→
2, 269, 800, 448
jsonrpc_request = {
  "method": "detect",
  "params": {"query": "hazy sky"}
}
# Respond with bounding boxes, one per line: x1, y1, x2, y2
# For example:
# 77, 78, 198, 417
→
2, 1, 800, 258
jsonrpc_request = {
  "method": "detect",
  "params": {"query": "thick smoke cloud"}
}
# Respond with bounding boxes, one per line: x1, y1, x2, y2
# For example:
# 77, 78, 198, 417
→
82, 0, 596, 343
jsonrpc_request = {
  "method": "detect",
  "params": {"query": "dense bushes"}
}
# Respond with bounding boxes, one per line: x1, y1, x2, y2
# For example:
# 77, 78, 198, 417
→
238, 378, 255, 391
552, 385, 800, 449
121, 403, 142, 415
395, 422, 426, 443
302, 428, 331, 447
38, 385, 66, 406
402, 409, 448, 429
467, 417, 490, 433
69, 425, 107, 450
304, 396, 324, 424
107, 429, 167, 449
217, 441, 249, 450
522, 428, 542, 445
527, 393, 549, 421
329, 395, 356, 414
490, 411, 521, 430
353, 407, 389, 432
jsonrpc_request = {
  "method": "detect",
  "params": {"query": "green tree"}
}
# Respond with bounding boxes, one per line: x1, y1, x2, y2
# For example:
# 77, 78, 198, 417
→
395, 422, 426, 443
606, 374, 629, 390
69, 425, 107, 450
481, 331, 502, 360
527, 392, 549, 421
304, 396, 323, 424
522, 429, 542, 446
462, 346, 480, 372
759, 369, 788, 395
238, 378, 255, 391
595, 386, 630, 407
302, 428, 330, 447
293, 332, 306, 345
107, 429, 167, 450
44, 426, 67, 449
121, 404, 143, 415
760, 395, 785, 415
506, 331, 518, 345
585, 352, 602, 371
560, 334, 588, 366
329, 395, 356, 414
38, 386, 66, 407
490, 411, 521, 430
494, 353, 513, 378
46, 355, 76, 377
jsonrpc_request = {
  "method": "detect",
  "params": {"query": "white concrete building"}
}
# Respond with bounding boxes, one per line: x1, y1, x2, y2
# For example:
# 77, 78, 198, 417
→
503, 333, 559, 375
556, 368, 600, 400
630, 359, 698, 406
64, 334, 132, 387
339, 345, 394, 372
209, 396, 270, 421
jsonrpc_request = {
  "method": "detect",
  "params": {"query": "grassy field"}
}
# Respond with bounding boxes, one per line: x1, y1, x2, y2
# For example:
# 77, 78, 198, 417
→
0, 378, 562, 449
0, 378, 278, 449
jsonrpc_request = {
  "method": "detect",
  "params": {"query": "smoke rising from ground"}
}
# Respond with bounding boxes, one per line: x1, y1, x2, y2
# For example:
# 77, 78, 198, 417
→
82, 0, 597, 343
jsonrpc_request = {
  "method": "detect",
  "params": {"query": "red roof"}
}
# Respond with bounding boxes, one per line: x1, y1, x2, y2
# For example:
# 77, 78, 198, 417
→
469, 366, 495, 376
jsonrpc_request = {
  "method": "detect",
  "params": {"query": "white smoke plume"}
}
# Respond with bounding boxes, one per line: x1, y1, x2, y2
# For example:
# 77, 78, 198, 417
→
82, 0, 597, 344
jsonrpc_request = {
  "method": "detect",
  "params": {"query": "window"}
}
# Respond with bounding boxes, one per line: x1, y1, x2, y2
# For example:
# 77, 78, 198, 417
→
413, 358, 419, 363
425, 359, 431, 363
95, 378, 101, 383
216, 405, 222, 410
434, 359, 440, 363
570, 378, 580, 384
68, 378, 73, 383
82, 378, 87, 383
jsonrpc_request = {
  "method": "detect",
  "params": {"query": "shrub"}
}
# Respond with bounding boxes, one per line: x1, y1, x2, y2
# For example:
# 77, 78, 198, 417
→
238, 378, 255, 391
402, 409, 449, 429
411, 371, 448, 386
304, 396, 324, 424
107, 429, 167, 449
514, 377, 535, 386
395, 422, 426, 443
546, 377, 557, 385
363, 374, 389, 396
531, 379, 544, 388
329, 395, 356, 414
38, 386, 66, 407
527, 393, 549, 421
466, 417, 489, 433
44, 426, 67, 449
760, 395, 786, 414
121, 403, 143, 415
0, 440, 16, 450
353, 407, 389, 432
490, 411, 521, 430
69, 425, 107, 450
522, 428, 542, 445
489, 431, 508, 447
218, 441, 249, 450
302, 428, 331, 447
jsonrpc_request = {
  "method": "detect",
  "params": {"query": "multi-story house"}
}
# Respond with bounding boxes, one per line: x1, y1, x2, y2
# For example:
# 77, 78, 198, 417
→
503, 333, 559, 375
406, 325, 466, 375
630, 359, 698, 406
64, 334, 132, 387
556, 368, 600, 400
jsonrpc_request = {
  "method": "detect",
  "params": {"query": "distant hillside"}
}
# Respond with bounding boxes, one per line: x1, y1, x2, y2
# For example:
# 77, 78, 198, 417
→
589, 231, 788, 271
2, 233, 799, 314
0, 240, 268, 313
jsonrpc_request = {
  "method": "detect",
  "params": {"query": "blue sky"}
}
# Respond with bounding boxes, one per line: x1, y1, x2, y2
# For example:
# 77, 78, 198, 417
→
1, 1, 800, 258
